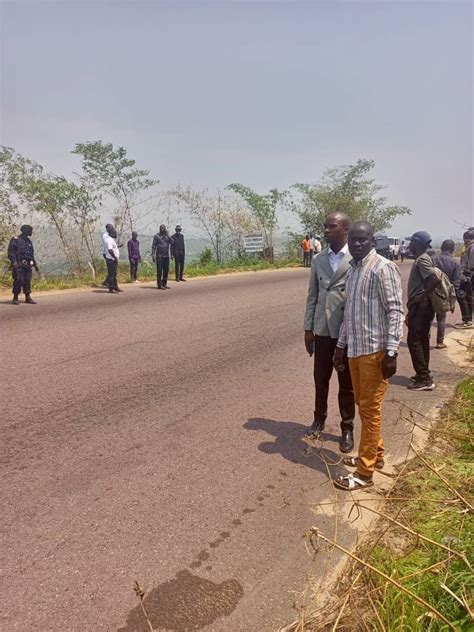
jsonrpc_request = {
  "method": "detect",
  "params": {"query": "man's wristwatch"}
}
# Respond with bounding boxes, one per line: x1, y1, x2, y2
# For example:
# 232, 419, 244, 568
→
386, 350, 398, 358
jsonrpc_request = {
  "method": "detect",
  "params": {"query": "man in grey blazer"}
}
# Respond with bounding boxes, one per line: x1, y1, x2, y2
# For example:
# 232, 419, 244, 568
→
304, 212, 355, 452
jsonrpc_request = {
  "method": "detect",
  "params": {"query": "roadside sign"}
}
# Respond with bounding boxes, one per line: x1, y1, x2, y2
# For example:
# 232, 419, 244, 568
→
243, 233, 264, 253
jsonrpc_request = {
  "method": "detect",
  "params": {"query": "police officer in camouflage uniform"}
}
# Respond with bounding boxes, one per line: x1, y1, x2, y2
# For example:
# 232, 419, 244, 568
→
7, 225, 39, 305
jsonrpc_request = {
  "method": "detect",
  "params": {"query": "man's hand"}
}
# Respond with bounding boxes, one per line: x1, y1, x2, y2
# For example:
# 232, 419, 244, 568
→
333, 347, 345, 372
152, 256, 156, 263
34, 265, 39, 272
304, 330, 315, 356
11, 261, 18, 269
382, 354, 397, 380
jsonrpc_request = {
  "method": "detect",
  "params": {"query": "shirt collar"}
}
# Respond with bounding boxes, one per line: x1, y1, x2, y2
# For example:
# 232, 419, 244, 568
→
328, 243, 348, 257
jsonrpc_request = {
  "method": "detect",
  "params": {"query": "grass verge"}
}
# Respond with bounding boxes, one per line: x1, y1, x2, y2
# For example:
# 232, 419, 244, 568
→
284, 378, 473, 632
0, 258, 300, 293
363, 379, 474, 631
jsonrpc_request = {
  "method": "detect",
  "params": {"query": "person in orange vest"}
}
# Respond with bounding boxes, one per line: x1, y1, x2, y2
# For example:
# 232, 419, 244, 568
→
301, 234, 311, 267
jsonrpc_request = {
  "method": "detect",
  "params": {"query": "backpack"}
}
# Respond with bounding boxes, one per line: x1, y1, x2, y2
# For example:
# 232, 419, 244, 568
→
428, 267, 456, 314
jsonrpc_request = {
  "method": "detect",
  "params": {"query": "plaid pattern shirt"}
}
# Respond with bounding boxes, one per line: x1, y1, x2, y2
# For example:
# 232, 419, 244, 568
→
337, 249, 403, 358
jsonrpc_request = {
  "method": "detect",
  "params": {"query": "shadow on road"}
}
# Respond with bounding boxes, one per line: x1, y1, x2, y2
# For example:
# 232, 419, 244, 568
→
244, 417, 346, 479
389, 374, 412, 387
117, 570, 243, 632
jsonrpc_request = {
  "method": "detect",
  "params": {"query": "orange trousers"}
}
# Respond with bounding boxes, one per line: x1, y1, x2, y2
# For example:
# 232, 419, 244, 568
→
348, 351, 388, 478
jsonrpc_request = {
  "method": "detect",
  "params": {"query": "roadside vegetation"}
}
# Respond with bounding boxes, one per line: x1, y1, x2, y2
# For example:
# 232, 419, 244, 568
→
284, 376, 473, 632
0, 253, 301, 293
361, 378, 473, 631
1, 142, 411, 281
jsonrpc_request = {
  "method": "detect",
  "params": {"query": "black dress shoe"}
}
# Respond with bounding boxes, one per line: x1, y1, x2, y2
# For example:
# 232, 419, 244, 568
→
306, 420, 325, 437
340, 430, 354, 453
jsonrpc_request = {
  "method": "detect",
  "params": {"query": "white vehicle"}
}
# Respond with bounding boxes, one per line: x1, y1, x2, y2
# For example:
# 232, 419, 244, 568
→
387, 237, 401, 260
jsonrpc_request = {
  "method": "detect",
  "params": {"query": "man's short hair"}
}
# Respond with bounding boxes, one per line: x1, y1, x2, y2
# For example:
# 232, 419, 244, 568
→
464, 229, 474, 241
328, 212, 352, 228
349, 220, 374, 237
441, 239, 455, 252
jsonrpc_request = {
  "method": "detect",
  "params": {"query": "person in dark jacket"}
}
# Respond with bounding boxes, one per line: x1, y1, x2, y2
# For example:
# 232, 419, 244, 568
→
455, 229, 474, 329
127, 231, 141, 282
406, 231, 440, 391
7, 225, 39, 305
432, 240, 461, 348
171, 225, 186, 281
152, 225, 174, 289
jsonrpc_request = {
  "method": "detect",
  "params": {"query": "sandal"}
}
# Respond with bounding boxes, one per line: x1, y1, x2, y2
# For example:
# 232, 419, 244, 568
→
333, 473, 374, 490
343, 456, 384, 470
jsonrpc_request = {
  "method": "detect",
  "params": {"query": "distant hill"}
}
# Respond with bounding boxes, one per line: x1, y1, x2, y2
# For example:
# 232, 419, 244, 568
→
11, 227, 290, 275
15, 227, 214, 275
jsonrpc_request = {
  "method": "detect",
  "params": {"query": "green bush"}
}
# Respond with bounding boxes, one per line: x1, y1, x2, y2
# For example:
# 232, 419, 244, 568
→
199, 247, 214, 266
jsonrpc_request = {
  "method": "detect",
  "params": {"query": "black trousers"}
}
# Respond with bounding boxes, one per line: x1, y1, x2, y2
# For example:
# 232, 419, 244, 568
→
313, 335, 355, 431
129, 258, 139, 281
458, 280, 473, 323
156, 256, 170, 287
174, 253, 185, 280
407, 301, 434, 381
12, 267, 32, 295
106, 258, 118, 290
102, 254, 109, 287
303, 252, 311, 267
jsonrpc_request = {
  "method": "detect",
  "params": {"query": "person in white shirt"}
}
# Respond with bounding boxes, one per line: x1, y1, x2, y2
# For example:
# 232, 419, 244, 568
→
304, 213, 355, 453
309, 234, 315, 260
102, 224, 123, 293
310, 234, 322, 260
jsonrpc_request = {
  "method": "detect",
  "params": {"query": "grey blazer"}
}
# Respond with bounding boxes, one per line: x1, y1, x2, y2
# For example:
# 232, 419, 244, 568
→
303, 247, 352, 339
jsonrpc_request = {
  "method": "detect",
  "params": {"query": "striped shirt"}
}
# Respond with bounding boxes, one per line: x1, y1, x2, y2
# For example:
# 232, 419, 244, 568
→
337, 249, 403, 357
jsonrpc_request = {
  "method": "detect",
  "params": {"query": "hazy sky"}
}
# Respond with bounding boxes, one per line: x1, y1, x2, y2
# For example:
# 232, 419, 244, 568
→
1, 0, 473, 239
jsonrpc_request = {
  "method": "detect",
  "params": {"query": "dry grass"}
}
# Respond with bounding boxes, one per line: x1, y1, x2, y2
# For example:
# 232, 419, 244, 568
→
280, 377, 473, 632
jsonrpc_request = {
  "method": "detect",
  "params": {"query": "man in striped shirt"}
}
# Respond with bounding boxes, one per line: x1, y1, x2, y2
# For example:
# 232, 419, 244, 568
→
333, 222, 403, 490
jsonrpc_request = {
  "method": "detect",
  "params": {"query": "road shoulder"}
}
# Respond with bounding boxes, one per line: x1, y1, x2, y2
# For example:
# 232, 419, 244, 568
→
280, 327, 473, 631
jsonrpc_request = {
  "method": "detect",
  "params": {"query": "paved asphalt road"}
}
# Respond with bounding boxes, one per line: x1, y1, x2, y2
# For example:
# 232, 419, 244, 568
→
0, 266, 464, 632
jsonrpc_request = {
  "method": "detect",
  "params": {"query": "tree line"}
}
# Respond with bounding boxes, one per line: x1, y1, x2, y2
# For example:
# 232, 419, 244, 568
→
0, 142, 411, 275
